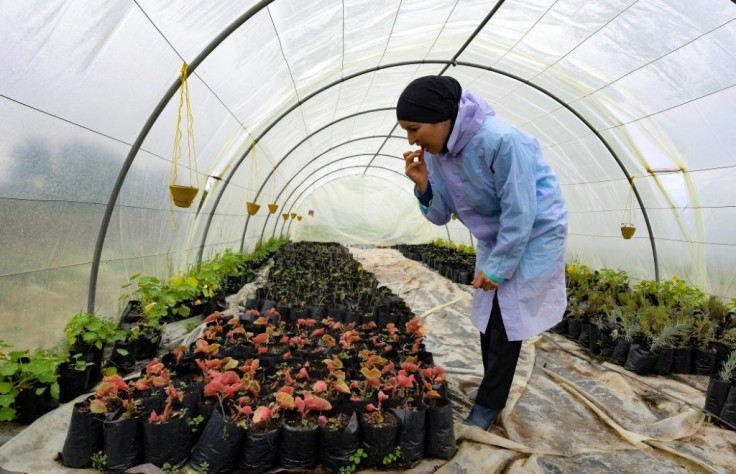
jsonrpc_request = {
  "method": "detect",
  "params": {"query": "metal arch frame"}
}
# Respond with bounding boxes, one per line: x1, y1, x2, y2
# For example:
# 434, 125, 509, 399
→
261, 152, 399, 242
87, 0, 275, 313
263, 151, 469, 244
238, 135, 404, 250
254, 149, 470, 245
87, 0, 658, 312
273, 165, 452, 242
247, 134, 461, 246
227, 62, 656, 279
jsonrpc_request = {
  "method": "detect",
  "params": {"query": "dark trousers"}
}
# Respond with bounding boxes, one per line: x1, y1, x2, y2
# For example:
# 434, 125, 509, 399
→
476, 292, 522, 409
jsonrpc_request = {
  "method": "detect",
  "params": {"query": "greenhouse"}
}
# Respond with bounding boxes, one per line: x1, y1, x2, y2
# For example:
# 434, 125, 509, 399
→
1, 0, 735, 472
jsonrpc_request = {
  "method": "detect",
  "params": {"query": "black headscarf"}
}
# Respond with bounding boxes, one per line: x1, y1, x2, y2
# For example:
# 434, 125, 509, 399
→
396, 75, 462, 124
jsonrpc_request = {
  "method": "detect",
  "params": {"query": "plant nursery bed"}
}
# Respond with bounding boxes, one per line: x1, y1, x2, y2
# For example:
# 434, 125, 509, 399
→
0, 245, 734, 473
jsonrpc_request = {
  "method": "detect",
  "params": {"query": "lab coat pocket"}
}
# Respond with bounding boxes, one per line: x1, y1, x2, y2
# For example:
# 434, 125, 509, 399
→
471, 289, 494, 333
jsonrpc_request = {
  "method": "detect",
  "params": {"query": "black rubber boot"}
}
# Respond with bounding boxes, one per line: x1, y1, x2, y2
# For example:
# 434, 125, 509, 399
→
462, 403, 500, 430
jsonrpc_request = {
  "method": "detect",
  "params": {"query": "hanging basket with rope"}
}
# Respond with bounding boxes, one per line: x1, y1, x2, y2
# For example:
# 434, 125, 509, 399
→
621, 177, 636, 239
169, 62, 199, 209
267, 163, 279, 213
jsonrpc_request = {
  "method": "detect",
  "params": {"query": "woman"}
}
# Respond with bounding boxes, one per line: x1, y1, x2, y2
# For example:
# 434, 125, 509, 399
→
397, 75, 568, 430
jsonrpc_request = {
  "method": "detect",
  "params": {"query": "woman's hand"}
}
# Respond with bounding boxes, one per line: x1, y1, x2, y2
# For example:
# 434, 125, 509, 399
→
403, 149, 428, 193
472, 271, 499, 291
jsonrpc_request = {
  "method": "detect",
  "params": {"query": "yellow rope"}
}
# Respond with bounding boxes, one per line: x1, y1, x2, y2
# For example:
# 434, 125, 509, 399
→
169, 62, 199, 229
250, 138, 258, 202
622, 176, 636, 225
171, 62, 198, 187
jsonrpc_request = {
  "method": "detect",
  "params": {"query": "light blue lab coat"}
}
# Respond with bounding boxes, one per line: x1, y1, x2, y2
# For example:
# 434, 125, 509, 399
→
417, 90, 568, 340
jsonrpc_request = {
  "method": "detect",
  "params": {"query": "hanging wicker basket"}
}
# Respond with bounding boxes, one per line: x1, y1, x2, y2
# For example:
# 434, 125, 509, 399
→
297, 215, 303, 221
282, 213, 289, 221
246, 202, 260, 215
620, 224, 636, 240
169, 185, 199, 208
267, 203, 279, 214
290, 212, 297, 219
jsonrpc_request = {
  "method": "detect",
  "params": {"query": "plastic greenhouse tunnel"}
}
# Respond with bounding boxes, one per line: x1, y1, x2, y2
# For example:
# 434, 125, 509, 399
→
1, 1, 735, 472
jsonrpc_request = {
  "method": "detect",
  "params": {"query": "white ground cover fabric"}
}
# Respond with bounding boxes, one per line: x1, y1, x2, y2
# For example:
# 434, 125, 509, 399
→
1, 248, 734, 473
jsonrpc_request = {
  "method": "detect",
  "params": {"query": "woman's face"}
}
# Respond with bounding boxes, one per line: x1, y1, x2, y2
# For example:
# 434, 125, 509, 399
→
398, 119, 451, 155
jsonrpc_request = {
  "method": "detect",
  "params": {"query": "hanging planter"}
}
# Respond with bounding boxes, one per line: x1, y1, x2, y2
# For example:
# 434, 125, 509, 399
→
297, 215, 303, 221
246, 202, 261, 215
169, 184, 199, 208
290, 212, 297, 219
282, 213, 289, 221
620, 176, 636, 240
620, 224, 636, 239
169, 62, 200, 214
268, 203, 279, 214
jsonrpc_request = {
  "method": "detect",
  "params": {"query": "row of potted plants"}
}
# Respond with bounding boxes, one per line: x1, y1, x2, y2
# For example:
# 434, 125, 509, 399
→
61, 242, 456, 472
0, 239, 288, 425
396, 240, 736, 431
395, 240, 476, 285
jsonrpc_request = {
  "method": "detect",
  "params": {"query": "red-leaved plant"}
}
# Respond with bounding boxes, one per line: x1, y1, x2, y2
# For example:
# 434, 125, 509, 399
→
148, 384, 183, 424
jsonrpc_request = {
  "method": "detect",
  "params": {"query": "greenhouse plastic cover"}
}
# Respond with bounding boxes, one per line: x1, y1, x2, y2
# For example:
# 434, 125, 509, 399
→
1, 0, 735, 353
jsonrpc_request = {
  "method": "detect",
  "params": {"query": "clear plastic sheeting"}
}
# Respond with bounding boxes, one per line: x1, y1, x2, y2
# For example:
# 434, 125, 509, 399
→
289, 174, 437, 246
1, 0, 735, 350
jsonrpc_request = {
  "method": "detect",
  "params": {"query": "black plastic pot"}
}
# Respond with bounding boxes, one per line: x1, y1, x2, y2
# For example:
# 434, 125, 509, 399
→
142, 414, 191, 468
237, 425, 280, 473
133, 331, 161, 360
671, 347, 693, 374
103, 415, 143, 472
549, 319, 568, 335
16, 384, 60, 424
318, 411, 360, 472
705, 378, 731, 416
624, 343, 658, 375
190, 410, 246, 473
392, 407, 426, 464
279, 419, 319, 469
245, 298, 263, 312
120, 300, 143, 324
424, 398, 456, 459
653, 348, 674, 375
588, 325, 601, 355
611, 339, 631, 366
692, 348, 717, 375
58, 362, 91, 403
70, 344, 103, 389
577, 321, 591, 349
61, 401, 104, 468
108, 339, 136, 375
359, 410, 400, 467
599, 330, 615, 359
720, 383, 736, 427
567, 319, 582, 340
